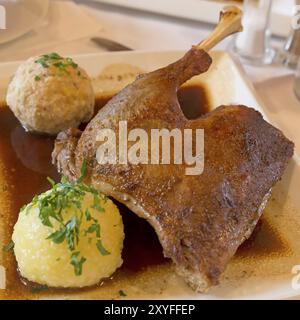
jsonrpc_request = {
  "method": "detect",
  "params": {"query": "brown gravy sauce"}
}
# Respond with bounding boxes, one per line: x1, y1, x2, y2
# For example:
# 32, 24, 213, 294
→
177, 85, 210, 119
0, 85, 287, 299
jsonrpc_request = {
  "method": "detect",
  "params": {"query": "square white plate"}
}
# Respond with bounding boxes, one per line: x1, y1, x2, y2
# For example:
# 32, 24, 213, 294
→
0, 50, 300, 300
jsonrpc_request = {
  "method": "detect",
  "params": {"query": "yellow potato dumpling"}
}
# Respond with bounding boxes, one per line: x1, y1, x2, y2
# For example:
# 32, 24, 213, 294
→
12, 180, 124, 288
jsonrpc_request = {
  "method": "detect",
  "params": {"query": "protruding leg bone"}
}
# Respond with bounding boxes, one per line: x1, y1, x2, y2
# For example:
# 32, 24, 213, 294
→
196, 6, 243, 52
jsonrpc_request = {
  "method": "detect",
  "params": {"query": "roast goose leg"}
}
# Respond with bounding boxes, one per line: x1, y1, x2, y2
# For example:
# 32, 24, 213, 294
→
53, 7, 294, 292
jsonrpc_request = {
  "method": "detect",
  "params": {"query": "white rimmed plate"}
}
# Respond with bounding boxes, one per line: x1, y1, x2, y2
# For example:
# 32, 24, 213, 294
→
0, 50, 300, 300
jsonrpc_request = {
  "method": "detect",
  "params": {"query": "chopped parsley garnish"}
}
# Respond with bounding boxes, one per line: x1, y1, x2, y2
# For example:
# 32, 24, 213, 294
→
119, 290, 127, 297
85, 222, 100, 238
77, 159, 88, 183
70, 252, 86, 276
3, 240, 14, 252
34, 75, 41, 81
34, 52, 79, 75
96, 239, 110, 256
21, 160, 110, 276
30, 284, 49, 294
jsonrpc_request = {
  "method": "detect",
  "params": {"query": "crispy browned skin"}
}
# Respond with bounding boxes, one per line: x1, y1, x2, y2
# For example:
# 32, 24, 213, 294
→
53, 48, 294, 292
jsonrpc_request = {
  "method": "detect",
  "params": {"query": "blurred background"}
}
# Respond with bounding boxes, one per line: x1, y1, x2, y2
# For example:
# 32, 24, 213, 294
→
0, 0, 295, 63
